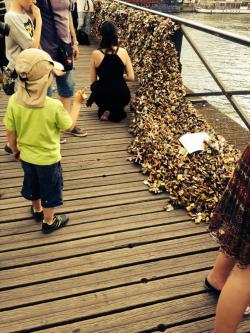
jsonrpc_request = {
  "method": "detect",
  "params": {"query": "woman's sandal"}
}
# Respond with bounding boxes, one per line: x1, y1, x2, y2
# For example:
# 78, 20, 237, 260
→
100, 111, 110, 121
205, 277, 250, 316
204, 277, 221, 296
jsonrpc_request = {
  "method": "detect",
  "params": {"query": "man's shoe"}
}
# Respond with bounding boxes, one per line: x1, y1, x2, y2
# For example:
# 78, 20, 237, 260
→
4, 144, 12, 154
69, 126, 87, 137
31, 206, 44, 222
42, 214, 69, 234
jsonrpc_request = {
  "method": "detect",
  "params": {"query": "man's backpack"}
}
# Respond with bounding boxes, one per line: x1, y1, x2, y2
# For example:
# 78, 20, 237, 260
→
77, 30, 90, 45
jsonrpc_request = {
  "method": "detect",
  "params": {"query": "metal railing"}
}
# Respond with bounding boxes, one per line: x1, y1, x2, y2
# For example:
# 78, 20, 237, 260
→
114, 0, 250, 130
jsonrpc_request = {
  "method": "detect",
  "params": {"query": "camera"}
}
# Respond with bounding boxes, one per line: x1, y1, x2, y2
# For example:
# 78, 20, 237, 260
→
0, 21, 10, 36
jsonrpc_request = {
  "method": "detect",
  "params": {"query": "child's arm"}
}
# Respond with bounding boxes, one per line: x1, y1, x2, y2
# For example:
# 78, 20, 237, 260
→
6, 130, 20, 159
29, 4, 42, 48
66, 89, 86, 132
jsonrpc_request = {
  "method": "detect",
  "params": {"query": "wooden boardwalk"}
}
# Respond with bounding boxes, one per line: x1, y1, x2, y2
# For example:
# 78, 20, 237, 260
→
0, 44, 249, 333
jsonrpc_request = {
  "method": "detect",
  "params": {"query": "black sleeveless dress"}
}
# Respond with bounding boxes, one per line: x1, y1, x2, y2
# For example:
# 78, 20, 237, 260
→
89, 48, 131, 122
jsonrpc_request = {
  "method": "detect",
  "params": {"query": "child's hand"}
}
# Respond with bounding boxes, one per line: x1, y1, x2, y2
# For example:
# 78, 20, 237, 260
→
74, 88, 88, 104
13, 150, 20, 161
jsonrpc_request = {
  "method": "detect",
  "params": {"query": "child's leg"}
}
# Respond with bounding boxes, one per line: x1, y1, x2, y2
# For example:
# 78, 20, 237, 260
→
21, 161, 42, 221
32, 199, 42, 212
214, 265, 250, 333
43, 207, 55, 224
38, 163, 69, 233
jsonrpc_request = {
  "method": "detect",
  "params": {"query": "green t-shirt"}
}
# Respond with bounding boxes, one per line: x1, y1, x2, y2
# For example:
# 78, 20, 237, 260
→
4, 95, 72, 165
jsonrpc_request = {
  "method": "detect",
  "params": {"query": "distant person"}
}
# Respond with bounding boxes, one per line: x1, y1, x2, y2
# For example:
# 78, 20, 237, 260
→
71, 0, 78, 32
76, 0, 94, 45
0, 0, 8, 77
3, 0, 42, 95
3, 0, 42, 153
4, 48, 86, 233
87, 21, 134, 122
205, 144, 250, 333
37, 0, 86, 137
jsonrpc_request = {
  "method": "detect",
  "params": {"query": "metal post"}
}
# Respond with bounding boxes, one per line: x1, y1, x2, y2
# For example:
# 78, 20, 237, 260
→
171, 27, 183, 71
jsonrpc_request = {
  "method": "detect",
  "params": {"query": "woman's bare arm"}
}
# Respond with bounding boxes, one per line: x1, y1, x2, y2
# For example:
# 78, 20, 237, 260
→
90, 52, 97, 82
123, 50, 134, 81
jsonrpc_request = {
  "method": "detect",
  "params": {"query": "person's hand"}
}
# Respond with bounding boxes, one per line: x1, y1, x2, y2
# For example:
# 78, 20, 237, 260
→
74, 88, 87, 105
32, 5, 41, 20
12, 150, 20, 161
27, 4, 41, 22
73, 44, 79, 60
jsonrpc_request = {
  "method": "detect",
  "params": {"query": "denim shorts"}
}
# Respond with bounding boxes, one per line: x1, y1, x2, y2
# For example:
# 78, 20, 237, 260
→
21, 161, 63, 208
48, 70, 75, 97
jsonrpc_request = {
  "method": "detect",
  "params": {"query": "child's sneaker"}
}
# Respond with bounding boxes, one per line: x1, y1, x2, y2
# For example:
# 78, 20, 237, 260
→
42, 214, 69, 234
31, 206, 44, 222
69, 126, 87, 137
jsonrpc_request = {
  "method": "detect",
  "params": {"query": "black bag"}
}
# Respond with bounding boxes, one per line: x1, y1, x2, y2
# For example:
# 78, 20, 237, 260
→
77, 30, 90, 45
47, 0, 74, 71
57, 40, 73, 71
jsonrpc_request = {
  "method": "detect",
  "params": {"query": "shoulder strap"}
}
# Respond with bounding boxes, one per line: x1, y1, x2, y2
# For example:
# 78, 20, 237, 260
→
115, 47, 119, 54
98, 49, 106, 55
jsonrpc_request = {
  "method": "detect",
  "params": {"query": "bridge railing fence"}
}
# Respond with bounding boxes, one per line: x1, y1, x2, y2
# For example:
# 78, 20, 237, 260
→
115, 0, 250, 130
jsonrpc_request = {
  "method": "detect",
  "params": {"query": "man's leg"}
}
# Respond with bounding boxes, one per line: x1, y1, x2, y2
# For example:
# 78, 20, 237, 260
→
56, 70, 86, 137
59, 96, 71, 112
56, 71, 81, 137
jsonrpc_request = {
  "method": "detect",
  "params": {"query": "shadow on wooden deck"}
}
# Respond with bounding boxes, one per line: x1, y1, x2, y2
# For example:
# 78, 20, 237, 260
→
0, 44, 249, 333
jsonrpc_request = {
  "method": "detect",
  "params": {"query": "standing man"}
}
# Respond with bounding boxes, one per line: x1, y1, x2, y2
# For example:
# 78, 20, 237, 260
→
0, 0, 8, 77
77, 0, 94, 45
37, 0, 86, 137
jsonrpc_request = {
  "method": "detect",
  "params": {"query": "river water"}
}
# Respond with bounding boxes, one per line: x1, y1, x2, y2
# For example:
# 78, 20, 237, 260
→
176, 13, 250, 127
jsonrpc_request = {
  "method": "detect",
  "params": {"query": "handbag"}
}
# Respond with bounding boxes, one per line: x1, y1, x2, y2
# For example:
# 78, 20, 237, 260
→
2, 67, 17, 95
47, 0, 74, 71
77, 29, 90, 45
57, 40, 74, 71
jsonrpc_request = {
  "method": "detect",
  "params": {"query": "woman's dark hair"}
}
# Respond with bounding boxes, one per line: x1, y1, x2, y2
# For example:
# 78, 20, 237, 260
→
99, 21, 118, 51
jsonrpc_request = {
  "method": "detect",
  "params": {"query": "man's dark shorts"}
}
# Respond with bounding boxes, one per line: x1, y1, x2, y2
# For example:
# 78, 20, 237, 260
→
21, 161, 63, 208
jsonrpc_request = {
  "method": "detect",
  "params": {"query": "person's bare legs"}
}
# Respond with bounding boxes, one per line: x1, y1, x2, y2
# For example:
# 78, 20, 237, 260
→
43, 207, 55, 224
32, 199, 42, 212
59, 96, 71, 112
214, 265, 250, 333
207, 252, 235, 290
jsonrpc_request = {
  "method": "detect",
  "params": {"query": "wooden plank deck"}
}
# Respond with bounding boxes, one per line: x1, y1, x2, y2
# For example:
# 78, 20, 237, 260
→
0, 44, 249, 333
